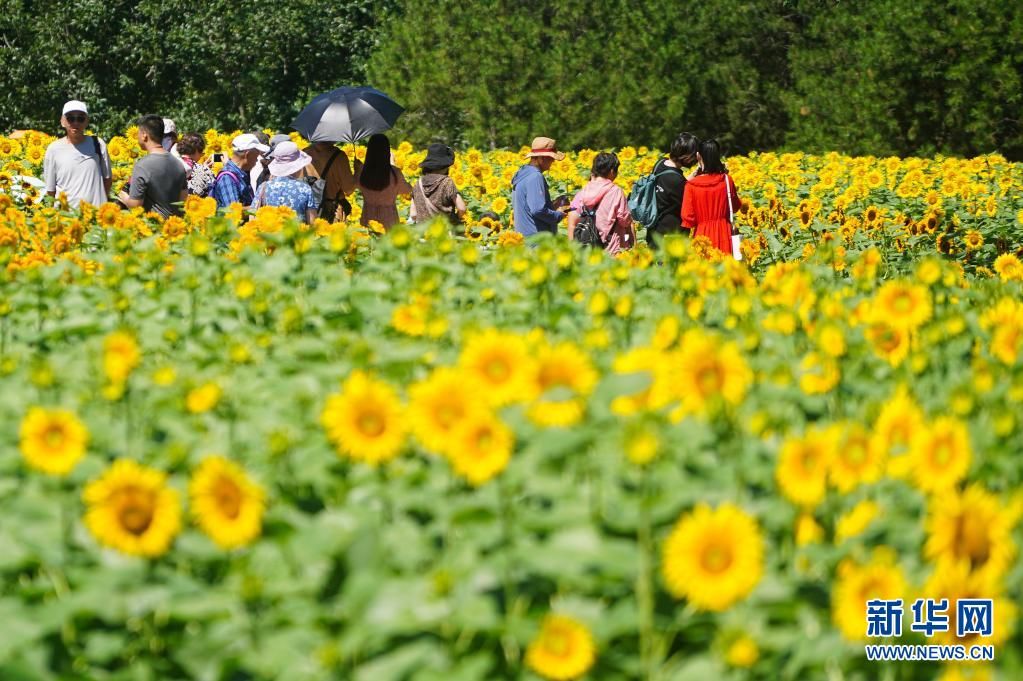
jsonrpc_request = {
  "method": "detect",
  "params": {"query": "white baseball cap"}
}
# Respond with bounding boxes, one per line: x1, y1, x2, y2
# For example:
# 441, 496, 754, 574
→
62, 100, 88, 116
231, 133, 270, 153
162, 118, 177, 135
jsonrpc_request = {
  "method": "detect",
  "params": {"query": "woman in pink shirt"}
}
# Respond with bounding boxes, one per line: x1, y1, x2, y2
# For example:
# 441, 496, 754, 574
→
567, 152, 635, 254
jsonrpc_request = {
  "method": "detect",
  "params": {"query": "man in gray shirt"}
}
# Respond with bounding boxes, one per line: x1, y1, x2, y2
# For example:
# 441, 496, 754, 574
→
43, 100, 112, 208
117, 115, 187, 218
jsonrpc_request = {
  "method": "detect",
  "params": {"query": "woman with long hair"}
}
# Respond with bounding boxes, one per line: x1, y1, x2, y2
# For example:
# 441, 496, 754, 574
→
353, 133, 412, 230
681, 138, 742, 256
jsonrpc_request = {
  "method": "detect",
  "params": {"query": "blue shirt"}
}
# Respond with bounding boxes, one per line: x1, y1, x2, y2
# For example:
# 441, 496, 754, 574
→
512, 164, 563, 236
255, 177, 319, 222
212, 160, 253, 208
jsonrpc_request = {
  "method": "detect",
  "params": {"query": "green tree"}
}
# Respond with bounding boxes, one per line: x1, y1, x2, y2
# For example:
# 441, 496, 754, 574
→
786, 0, 1023, 157
368, 0, 795, 153
0, 0, 391, 137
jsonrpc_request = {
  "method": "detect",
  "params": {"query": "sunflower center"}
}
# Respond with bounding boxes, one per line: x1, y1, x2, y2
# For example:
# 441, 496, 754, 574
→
696, 362, 725, 395
700, 540, 734, 574
356, 410, 386, 437
485, 359, 510, 382
43, 424, 67, 448
544, 628, 572, 657
953, 514, 991, 566
213, 477, 243, 519
114, 487, 155, 536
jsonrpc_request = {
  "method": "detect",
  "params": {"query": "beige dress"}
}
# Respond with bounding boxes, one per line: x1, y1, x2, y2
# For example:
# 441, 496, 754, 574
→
355, 165, 412, 229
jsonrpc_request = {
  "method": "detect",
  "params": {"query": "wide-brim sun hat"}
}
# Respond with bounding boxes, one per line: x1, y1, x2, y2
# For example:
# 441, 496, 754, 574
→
268, 141, 312, 177
525, 136, 565, 161
420, 143, 455, 171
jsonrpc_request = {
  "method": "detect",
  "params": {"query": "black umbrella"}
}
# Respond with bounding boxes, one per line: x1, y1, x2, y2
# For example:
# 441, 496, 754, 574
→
291, 86, 404, 143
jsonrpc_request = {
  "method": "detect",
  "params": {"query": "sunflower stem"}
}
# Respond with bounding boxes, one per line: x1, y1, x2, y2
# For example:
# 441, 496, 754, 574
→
497, 474, 520, 665
637, 466, 657, 680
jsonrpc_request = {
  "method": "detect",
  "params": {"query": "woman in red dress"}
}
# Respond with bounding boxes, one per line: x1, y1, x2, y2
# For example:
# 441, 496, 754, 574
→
681, 138, 741, 255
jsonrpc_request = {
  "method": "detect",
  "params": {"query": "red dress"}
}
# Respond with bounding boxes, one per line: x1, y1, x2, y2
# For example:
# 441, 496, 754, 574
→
681, 173, 740, 255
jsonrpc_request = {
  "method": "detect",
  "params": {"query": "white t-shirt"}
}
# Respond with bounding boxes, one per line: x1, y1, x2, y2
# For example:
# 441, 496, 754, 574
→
43, 136, 112, 208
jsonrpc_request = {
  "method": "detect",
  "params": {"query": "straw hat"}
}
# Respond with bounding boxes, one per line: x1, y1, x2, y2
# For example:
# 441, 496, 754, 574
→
268, 141, 313, 177
525, 136, 565, 161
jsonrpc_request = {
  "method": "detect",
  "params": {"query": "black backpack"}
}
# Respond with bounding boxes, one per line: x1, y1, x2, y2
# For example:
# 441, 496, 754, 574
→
573, 204, 603, 247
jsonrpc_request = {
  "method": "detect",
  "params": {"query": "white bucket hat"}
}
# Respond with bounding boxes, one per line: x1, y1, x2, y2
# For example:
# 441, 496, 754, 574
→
268, 141, 312, 177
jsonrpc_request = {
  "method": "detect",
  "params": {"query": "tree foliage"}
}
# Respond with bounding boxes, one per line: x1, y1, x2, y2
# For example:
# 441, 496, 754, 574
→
0, 0, 389, 137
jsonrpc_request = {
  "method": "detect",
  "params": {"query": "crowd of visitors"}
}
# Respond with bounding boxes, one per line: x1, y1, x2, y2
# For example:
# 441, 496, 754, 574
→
40, 100, 742, 256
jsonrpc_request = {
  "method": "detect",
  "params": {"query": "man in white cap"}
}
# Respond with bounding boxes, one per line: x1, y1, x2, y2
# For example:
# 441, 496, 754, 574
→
43, 100, 112, 208
211, 133, 269, 209
511, 136, 569, 237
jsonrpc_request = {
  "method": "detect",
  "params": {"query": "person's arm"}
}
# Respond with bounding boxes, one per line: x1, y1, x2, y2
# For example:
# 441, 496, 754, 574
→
338, 151, 356, 196
394, 167, 412, 196
728, 175, 744, 213
566, 210, 580, 240
44, 144, 57, 197
681, 183, 697, 229
454, 193, 467, 217
101, 140, 113, 196
525, 174, 564, 226
118, 165, 146, 208
306, 208, 318, 224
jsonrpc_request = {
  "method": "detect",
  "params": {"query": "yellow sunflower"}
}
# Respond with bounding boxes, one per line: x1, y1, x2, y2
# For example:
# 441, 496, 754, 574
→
670, 329, 752, 418
993, 253, 1023, 282
189, 456, 265, 549
445, 410, 513, 486
828, 422, 886, 492
922, 561, 1015, 647
924, 484, 1020, 582
831, 549, 908, 641
870, 280, 932, 330
19, 406, 89, 476
662, 503, 764, 611
321, 371, 406, 465
863, 319, 911, 366
872, 387, 924, 478
83, 459, 181, 558
835, 500, 880, 543
185, 381, 221, 414
408, 367, 481, 454
525, 614, 596, 681
907, 416, 971, 494
527, 342, 598, 428
103, 330, 140, 384
457, 328, 536, 406
776, 427, 834, 508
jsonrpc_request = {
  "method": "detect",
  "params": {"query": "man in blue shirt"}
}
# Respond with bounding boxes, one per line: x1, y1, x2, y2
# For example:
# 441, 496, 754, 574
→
212, 133, 269, 208
512, 136, 568, 237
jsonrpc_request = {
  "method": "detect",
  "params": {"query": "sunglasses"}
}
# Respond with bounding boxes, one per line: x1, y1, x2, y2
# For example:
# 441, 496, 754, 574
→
66, 114, 87, 124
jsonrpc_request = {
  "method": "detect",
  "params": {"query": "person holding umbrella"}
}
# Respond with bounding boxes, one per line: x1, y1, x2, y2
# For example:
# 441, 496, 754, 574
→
307, 141, 355, 222
353, 133, 411, 230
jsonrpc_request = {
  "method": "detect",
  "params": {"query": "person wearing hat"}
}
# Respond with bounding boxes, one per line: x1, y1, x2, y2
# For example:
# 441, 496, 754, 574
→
511, 136, 569, 237
252, 133, 292, 194
117, 114, 188, 218
211, 133, 269, 209
409, 143, 466, 227
251, 141, 319, 224
161, 118, 178, 154
43, 100, 112, 208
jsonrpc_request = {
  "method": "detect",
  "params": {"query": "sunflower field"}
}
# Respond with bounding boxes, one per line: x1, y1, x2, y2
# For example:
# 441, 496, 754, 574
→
0, 129, 1022, 681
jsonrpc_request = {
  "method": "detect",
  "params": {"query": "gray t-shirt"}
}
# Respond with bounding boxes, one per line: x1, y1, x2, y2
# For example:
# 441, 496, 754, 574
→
128, 152, 187, 218
43, 136, 112, 208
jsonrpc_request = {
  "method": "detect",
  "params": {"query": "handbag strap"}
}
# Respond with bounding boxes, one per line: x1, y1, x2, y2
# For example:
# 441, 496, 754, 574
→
416, 179, 445, 215
724, 174, 735, 225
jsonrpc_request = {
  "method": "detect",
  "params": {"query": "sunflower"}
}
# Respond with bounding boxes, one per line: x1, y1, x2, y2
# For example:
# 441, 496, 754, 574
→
445, 410, 513, 486
408, 367, 481, 454
871, 280, 932, 330
963, 230, 984, 251
189, 456, 265, 549
864, 319, 910, 366
527, 342, 598, 428
835, 500, 880, 543
828, 422, 885, 492
103, 330, 140, 384
798, 351, 840, 394
321, 371, 406, 465
662, 503, 764, 611
994, 253, 1023, 282
525, 614, 596, 681
776, 427, 834, 508
872, 387, 924, 478
186, 381, 221, 414
725, 634, 759, 668
831, 549, 907, 641
924, 484, 1019, 582
670, 329, 752, 418
19, 406, 89, 476
83, 460, 181, 558
907, 416, 971, 494
457, 328, 536, 406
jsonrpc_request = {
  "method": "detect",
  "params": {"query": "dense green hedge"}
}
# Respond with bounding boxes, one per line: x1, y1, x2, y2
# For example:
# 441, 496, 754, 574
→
3, 0, 1021, 158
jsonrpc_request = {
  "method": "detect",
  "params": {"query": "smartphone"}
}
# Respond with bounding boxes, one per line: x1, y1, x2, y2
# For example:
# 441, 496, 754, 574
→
212, 153, 225, 163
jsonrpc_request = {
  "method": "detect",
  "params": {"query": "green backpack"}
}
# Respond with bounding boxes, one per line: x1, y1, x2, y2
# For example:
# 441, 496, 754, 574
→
627, 165, 675, 228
